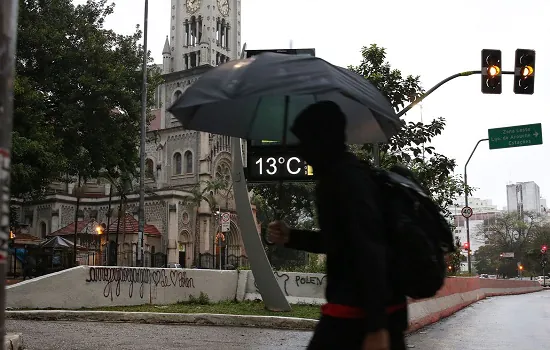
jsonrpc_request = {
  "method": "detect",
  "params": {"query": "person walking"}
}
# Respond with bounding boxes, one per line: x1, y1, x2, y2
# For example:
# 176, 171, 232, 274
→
267, 101, 408, 350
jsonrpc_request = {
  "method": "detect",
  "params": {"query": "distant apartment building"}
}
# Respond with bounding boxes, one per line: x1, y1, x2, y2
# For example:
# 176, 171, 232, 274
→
506, 181, 542, 214
451, 197, 501, 254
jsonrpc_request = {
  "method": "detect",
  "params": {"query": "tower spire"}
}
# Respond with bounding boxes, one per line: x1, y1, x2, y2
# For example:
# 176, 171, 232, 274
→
162, 35, 170, 55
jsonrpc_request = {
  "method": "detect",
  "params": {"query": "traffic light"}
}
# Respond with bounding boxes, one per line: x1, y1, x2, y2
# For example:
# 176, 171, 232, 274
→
514, 49, 536, 95
481, 49, 502, 94
463, 242, 470, 251
542, 245, 548, 254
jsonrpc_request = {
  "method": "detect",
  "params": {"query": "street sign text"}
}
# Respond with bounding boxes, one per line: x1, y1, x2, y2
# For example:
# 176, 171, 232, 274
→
488, 123, 543, 150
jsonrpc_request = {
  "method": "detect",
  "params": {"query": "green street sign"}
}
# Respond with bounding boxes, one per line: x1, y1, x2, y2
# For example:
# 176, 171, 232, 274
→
488, 123, 543, 150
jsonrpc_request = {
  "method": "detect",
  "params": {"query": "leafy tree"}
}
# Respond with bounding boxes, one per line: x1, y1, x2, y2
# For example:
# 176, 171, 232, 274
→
473, 244, 501, 275
447, 236, 463, 275
12, 0, 162, 198
478, 211, 540, 256
348, 44, 472, 216
475, 211, 548, 277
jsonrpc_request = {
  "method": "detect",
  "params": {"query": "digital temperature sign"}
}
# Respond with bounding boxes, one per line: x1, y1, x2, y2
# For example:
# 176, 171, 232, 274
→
246, 151, 315, 182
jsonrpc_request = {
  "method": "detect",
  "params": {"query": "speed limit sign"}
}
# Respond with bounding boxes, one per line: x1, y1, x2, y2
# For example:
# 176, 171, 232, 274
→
461, 206, 473, 218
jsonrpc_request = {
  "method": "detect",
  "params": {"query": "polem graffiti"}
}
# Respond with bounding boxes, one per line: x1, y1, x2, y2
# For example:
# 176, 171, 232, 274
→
86, 267, 195, 301
254, 272, 326, 296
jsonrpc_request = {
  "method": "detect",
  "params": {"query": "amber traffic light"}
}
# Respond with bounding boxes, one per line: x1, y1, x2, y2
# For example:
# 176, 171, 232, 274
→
514, 49, 536, 95
481, 49, 502, 94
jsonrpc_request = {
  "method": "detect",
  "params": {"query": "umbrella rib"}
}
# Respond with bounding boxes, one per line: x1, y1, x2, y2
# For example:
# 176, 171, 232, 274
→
244, 97, 264, 140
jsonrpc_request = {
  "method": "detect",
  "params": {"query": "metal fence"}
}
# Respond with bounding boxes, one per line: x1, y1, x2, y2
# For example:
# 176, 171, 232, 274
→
111, 251, 167, 267
198, 252, 249, 269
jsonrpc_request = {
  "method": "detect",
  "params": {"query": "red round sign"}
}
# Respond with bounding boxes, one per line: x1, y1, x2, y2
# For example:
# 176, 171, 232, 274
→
461, 206, 473, 218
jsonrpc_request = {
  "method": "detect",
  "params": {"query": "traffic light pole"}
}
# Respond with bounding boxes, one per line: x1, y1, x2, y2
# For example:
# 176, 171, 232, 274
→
464, 138, 488, 274
0, 0, 19, 346
373, 69, 515, 166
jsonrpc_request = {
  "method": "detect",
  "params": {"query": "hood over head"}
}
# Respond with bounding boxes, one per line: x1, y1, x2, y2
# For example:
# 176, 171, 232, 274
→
290, 101, 347, 171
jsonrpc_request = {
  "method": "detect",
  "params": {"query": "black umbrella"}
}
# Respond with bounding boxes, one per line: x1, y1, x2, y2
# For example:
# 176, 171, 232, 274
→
168, 52, 401, 144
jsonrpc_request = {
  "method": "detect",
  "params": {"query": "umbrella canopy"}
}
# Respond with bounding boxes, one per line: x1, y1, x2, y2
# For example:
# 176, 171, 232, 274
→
40, 236, 84, 250
168, 53, 401, 144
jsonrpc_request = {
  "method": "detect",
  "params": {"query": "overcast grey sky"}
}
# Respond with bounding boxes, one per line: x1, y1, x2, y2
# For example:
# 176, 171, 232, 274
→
73, 0, 550, 208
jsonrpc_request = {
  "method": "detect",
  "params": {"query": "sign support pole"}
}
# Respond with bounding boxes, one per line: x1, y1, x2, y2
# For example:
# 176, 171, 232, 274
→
464, 138, 488, 274
231, 137, 291, 311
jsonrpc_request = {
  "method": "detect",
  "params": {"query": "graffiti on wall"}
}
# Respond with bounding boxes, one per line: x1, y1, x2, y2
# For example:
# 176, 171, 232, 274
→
254, 271, 327, 296
86, 267, 195, 300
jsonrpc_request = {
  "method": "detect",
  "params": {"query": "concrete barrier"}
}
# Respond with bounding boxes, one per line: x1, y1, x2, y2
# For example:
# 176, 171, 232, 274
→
241, 270, 326, 304
6, 266, 542, 333
407, 277, 542, 332
7, 266, 238, 309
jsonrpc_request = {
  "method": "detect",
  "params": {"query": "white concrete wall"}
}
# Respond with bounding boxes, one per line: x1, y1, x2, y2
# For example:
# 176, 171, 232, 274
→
242, 270, 326, 304
7, 266, 238, 309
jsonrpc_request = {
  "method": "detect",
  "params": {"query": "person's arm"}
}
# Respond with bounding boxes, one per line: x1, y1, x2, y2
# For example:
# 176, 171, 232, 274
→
284, 229, 326, 254
332, 171, 389, 333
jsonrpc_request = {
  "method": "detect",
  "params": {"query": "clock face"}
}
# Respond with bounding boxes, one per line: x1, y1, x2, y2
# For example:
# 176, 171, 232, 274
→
186, 0, 201, 13
217, 0, 230, 16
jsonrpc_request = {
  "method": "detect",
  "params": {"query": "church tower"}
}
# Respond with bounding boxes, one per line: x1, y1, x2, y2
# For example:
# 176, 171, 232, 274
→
169, 0, 241, 71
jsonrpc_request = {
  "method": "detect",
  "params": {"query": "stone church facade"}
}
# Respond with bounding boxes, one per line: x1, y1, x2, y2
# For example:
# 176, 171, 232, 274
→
11, 0, 254, 268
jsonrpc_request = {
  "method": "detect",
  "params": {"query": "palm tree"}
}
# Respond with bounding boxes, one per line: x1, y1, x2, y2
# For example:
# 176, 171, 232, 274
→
99, 171, 135, 265
183, 179, 228, 267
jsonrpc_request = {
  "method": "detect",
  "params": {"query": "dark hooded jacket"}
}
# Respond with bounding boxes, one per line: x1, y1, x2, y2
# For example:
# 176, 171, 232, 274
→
285, 101, 407, 333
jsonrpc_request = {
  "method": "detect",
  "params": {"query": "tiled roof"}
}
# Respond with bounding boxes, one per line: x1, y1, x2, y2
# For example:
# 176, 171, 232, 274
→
49, 219, 96, 236
14, 233, 42, 242
13, 233, 43, 245
107, 214, 161, 236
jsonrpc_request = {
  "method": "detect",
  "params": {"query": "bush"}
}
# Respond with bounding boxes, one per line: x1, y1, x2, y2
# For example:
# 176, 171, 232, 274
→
278, 253, 326, 273
185, 292, 210, 305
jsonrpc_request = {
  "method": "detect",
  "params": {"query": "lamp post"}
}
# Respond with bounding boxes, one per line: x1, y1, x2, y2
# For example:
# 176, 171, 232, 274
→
73, 178, 83, 266
137, 0, 149, 268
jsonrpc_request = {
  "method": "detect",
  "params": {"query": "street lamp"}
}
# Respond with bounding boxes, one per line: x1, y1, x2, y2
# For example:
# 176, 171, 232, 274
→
137, 0, 149, 268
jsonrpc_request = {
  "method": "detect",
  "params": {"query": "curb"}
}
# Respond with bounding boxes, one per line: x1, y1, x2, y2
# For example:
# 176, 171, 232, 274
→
5, 310, 318, 331
4, 333, 23, 350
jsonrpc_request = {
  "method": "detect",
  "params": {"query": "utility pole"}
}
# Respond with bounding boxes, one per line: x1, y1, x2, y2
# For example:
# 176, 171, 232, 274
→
138, 0, 149, 267
464, 138, 488, 274
0, 0, 19, 345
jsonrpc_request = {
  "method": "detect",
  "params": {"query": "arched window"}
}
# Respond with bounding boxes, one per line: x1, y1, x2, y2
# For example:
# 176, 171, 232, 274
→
40, 222, 47, 238
173, 152, 182, 175
216, 161, 231, 186
145, 159, 154, 179
184, 151, 193, 174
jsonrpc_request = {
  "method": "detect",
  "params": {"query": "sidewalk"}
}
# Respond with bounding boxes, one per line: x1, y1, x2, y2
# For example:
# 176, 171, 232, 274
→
4, 334, 23, 350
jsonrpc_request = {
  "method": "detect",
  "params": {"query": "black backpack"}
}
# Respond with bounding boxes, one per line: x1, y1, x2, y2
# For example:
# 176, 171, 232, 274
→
366, 163, 455, 300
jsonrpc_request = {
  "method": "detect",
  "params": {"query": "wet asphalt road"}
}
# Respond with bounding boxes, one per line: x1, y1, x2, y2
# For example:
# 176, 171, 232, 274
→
7, 290, 550, 350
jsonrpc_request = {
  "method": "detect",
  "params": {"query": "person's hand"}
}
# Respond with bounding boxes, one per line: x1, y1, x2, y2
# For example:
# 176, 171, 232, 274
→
267, 220, 290, 245
362, 329, 390, 350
